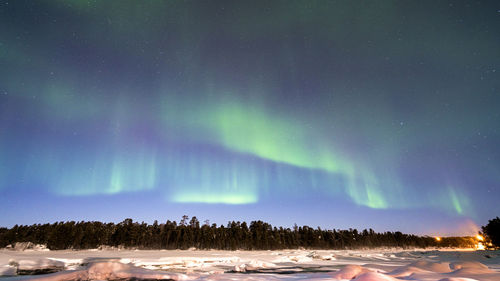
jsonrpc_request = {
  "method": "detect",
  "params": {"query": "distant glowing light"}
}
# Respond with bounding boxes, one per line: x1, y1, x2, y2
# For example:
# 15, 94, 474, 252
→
474, 234, 485, 250
435, 237, 441, 242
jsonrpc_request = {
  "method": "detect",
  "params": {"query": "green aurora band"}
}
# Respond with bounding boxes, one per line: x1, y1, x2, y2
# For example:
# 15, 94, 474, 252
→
1, 1, 494, 229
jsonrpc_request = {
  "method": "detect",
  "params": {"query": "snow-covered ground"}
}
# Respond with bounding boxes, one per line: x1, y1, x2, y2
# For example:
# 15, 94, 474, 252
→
0, 248, 499, 280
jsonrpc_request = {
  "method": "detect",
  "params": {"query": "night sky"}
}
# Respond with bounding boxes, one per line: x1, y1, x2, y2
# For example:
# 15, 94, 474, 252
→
1, 1, 499, 235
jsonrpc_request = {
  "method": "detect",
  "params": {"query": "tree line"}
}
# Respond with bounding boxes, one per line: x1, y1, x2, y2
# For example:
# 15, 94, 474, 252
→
0, 216, 478, 250
482, 216, 500, 248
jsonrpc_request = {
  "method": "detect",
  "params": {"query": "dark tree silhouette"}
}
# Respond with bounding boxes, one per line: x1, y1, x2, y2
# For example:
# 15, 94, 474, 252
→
482, 217, 500, 248
0, 217, 477, 250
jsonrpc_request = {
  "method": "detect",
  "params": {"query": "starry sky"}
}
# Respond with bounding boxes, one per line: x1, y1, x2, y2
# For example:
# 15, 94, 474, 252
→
1, 1, 499, 235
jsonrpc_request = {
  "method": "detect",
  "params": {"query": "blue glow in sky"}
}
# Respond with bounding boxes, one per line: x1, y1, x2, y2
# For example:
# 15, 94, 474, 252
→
1, 1, 499, 235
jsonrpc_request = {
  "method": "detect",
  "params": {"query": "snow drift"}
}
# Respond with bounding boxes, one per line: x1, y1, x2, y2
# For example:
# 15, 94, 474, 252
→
0, 248, 498, 280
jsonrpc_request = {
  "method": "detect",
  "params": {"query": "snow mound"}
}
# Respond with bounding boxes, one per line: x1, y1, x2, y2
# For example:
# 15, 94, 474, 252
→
11, 258, 66, 275
329, 264, 373, 279
21, 261, 189, 281
0, 265, 16, 276
6, 242, 49, 251
272, 254, 313, 263
353, 272, 399, 281
388, 265, 427, 277
439, 277, 478, 281
409, 260, 453, 273
307, 251, 336, 260
233, 260, 276, 272
450, 261, 491, 271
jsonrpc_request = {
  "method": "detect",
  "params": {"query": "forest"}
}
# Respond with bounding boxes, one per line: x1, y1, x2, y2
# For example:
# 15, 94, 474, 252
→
0, 216, 479, 250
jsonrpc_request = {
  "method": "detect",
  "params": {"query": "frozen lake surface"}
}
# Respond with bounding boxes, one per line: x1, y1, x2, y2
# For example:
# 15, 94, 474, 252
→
1, 248, 499, 280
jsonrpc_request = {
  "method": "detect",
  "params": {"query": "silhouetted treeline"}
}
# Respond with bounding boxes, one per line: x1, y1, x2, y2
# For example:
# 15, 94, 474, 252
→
0, 217, 477, 250
482, 216, 500, 248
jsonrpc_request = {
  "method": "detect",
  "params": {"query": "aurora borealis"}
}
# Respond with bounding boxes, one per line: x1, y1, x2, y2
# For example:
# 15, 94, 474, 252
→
1, 1, 499, 235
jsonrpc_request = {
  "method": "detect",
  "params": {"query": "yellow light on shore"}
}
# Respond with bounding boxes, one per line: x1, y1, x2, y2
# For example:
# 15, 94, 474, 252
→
475, 234, 486, 250
435, 237, 441, 242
